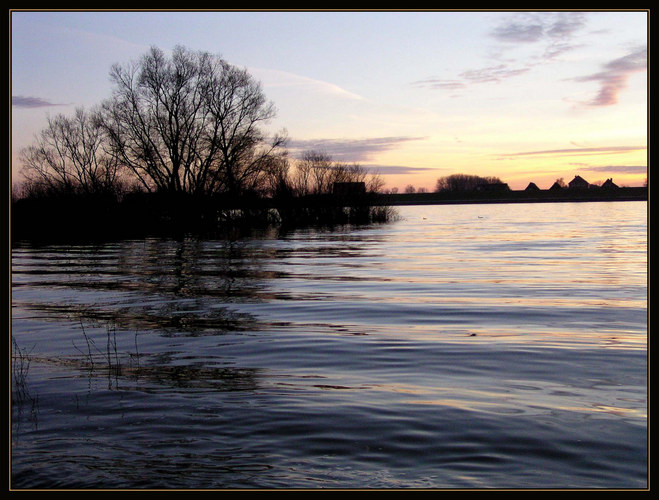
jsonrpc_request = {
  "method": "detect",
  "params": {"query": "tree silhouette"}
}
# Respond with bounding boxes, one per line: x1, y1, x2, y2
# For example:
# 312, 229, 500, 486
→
99, 45, 286, 197
434, 174, 504, 192
285, 150, 383, 197
19, 107, 121, 196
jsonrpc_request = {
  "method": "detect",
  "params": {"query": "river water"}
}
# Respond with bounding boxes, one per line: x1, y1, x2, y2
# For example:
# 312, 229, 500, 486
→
11, 201, 647, 489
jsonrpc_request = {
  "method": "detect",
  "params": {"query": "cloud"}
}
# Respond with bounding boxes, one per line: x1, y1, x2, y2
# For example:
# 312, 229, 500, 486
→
410, 79, 465, 91
499, 145, 646, 157
415, 13, 587, 94
491, 12, 587, 44
412, 62, 530, 91
251, 67, 364, 100
288, 136, 427, 162
490, 12, 588, 66
459, 64, 531, 84
546, 12, 588, 39
491, 18, 545, 43
12, 95, 62, 108
542, 40, 584, 60
574, 47, 647, 106
361, 164, 433, 176
580, 165, 647, 174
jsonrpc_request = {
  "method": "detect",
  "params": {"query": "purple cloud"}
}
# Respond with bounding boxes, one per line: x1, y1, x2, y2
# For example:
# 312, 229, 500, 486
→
499, 145, 646, 157
459, 64, 530, 84
492, 20, 545, 43
361, 164, 433, 175
12, 95, 62, 108
412, 63, 530, 92
288, 136, 427, 163
575, 47, 647, 106
491, 12, 586, 44
410, 79, 465, 91
581, 165, 647, 174
546, 12, 587, 39
415, 13, 588, 94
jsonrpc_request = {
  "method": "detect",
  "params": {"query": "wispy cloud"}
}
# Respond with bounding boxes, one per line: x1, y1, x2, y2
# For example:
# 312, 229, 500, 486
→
415, 13, 588, 94
491, 11, 587, 47
361, 164, 433, 176
411, 63, 530, 91
498, 145, 646, 158
574, 46, 647, 106
579, 164, 647, 174
459, 64, 531, 84
491, 16, 545, 43
12, 95, 63, 108
488, 12, 589, 68
252, 67, 364, 101
288, 136, 427, 162
410, 79, 465, 91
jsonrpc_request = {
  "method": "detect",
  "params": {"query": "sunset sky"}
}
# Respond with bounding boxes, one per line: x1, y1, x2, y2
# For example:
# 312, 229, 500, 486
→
10, 10, 648, 191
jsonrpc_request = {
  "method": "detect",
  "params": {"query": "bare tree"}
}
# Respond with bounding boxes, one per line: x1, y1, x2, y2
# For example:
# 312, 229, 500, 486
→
286, 150, 383, 197
262, 153, 291, 198
19, 107, 121, 195
204, 59, 287, 196
288, 150, 326, 196
100, 45, 286, 196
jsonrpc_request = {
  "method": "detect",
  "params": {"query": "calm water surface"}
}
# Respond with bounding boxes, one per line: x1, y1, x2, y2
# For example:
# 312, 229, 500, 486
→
11, 202, 647, 489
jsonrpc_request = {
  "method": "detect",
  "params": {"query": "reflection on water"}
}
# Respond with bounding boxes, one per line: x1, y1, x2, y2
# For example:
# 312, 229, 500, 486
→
11, 202, 647, 489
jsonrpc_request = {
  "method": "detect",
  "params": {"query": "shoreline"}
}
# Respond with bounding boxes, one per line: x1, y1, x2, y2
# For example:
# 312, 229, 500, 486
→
376, 186, 648, 206
11, 186, 647, 244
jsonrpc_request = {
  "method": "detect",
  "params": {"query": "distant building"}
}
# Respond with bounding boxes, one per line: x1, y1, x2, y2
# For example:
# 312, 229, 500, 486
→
333, 182, 366, 197
474, 182, 510, 193
525, 182, 540, 191
568, 175, 590, 189
600, 178, 619, 190
549, 181, 565, 191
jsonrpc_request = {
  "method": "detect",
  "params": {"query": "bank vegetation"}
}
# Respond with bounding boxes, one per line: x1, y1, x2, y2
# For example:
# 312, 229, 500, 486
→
12, 46, 394, 241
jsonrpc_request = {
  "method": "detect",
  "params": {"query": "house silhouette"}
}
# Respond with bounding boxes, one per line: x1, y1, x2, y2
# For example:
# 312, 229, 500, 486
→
568, 175, 590, 189
601, 178, 619, 190
333, 182, 366, 197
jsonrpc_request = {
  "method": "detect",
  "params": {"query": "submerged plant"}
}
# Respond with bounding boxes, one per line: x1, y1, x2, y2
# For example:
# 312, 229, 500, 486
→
11, 336, 39, 429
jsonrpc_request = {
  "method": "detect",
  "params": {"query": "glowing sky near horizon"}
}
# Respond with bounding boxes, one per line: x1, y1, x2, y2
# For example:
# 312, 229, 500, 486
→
10, 10, 648, 191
